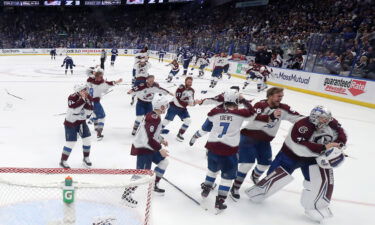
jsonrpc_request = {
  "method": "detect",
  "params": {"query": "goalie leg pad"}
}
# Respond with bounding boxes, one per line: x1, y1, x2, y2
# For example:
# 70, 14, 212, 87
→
245, 166, 294, 202
301, 164, 334, 221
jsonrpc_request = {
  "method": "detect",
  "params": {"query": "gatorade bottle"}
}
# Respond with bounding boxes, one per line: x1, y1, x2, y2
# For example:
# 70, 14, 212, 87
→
63, 176, 75, 204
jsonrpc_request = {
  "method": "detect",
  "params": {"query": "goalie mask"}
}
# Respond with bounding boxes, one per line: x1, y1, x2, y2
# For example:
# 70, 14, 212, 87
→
309, 106, 332, 129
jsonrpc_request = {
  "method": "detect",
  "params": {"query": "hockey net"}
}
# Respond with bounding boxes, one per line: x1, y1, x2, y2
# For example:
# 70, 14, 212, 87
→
0, 168, 154, 225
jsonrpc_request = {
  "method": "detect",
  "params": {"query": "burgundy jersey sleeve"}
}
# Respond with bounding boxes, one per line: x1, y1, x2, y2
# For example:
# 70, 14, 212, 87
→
329, 119, 347, 144
253, 101, 271, 123
144, 113, 162, 151
68, 94, 85, 109
290, 119, 325, 154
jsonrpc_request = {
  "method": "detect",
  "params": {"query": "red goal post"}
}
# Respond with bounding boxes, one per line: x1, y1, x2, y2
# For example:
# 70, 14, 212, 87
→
0, 167, 155, 225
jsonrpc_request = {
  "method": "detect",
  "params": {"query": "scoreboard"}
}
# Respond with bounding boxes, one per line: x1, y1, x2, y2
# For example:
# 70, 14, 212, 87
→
2, 0, 194, 6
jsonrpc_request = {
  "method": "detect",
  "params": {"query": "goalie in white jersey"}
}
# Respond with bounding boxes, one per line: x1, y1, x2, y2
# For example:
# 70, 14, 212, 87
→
196, 90, 256, 213
245, 106, 347, 222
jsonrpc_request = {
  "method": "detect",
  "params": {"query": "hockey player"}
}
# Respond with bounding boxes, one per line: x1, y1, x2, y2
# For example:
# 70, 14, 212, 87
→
196, 54, 210, 78
158, 49, 166, 62
61, 55, 76, 75
210, 53, 226, 88
182, 50, 193, 76
230, 87, 302, 200
132, 47, 149, 82
110, 48, 118, 66
127, 75, 173, 136
222, 53, 231, 79
87, 68, 123, 140
60, 83, 93, 169
50, 48, 56, 60
130, 97, 170, 195
197, 90, 256, 213
131, 59, 151, 105
189, 86, 240, 146
245, 106, 347, 222
161, 77, 198, 141
100, 49, 107, 70
243, 61, 272, 92
165, 60, 180, 82
197, 86, 240, 106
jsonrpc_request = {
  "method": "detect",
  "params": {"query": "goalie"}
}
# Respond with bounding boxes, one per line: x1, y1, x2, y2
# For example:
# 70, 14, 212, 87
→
245, 106, 347, 222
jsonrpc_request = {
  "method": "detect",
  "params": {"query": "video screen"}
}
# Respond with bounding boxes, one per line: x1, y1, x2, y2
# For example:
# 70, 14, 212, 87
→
44, 0, 80, 6
4, 1, 40, 6
126, 0, 145, 5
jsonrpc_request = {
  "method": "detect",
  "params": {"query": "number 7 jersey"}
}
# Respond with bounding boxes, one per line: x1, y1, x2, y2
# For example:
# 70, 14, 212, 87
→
204, 101, 255, 156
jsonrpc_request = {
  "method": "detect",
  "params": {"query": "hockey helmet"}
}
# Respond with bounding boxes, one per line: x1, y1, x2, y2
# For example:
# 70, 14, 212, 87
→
74, 83, 88, 93
224, 89, 240, 105
309, 106, 332, 128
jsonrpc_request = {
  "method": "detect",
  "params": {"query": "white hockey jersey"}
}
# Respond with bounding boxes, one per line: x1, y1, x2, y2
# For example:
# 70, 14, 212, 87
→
197, 57, 209, 67
204, 101, 255, 156
212, 56, 227, 68
86, 77, 115, 102
132, 82, 170, 102
281, 117, 347, 159
134, 62, 151, 79
64, 93, 93, 127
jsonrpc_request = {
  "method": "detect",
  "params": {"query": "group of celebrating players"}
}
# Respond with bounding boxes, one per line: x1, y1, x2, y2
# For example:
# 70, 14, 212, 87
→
58, 47, 348, 222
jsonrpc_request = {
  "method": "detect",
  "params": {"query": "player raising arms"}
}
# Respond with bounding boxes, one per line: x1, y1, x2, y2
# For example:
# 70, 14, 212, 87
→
245, 106, 347, 222
87, 68, 122, 140
165, 59, 180, 83
59, 84, 93, 169
127, 75, 173, 136
161, 77, 199, 141
195, 90, 256, 214
230, 87, 302, 200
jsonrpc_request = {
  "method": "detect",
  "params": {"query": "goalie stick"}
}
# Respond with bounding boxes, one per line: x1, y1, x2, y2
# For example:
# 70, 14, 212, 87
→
161, 177, 201, 206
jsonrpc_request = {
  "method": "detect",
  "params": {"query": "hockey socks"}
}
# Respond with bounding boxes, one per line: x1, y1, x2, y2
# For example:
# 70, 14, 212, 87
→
132, 120, 141, 135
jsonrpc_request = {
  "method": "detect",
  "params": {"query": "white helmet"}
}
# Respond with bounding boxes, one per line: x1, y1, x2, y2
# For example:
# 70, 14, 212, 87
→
309, 105, 332, 128
224, 89, 240, 104
74, 83, 88, 93
316, 147, 345, 169
153, 96, 169, 111
94, 67, 104, 74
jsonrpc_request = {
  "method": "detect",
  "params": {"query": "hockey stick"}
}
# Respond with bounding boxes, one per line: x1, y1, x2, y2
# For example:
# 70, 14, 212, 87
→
54, 112, 66, 116
5, 89, 24, 100
161, 177, 201, 206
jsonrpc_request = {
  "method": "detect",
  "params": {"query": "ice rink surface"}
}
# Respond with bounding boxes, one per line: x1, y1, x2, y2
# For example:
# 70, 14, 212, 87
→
0, 55, 374, 225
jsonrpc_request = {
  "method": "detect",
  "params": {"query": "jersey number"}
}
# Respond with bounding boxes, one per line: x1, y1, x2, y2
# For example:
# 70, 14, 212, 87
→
218, 122, 230, 138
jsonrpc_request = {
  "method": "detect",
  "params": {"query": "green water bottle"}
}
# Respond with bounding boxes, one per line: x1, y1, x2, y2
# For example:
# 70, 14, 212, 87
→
63, 176, 75, 204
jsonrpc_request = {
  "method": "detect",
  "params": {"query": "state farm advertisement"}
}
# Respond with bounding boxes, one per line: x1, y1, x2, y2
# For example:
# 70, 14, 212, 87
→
319, 76, 375, 104
322, 77, 366, 96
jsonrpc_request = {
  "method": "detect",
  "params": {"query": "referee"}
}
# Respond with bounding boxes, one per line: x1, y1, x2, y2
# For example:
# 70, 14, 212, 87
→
100, 49, 107, 70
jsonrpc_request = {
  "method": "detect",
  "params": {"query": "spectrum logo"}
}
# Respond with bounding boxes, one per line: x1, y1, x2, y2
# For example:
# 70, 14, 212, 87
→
323, 78, 366, 96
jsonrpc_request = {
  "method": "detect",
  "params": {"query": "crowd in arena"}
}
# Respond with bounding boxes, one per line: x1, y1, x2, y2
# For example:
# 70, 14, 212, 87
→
0, 0, 374, 78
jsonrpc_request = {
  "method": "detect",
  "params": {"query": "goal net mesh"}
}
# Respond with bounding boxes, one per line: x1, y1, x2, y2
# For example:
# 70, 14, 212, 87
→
0, 168, 154, 225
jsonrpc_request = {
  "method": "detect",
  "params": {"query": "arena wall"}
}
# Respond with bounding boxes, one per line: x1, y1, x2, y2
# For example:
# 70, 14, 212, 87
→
1, 48, 374, 108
